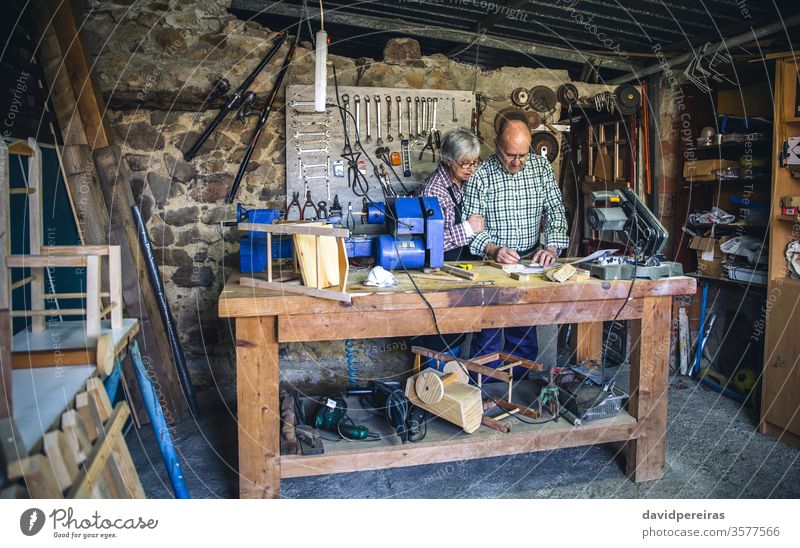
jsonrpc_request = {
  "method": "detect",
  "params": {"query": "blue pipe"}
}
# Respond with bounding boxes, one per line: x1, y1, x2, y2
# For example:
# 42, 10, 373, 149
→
104, 360, 122, 403
129, 339, 191, 499
692, 283, 709, 376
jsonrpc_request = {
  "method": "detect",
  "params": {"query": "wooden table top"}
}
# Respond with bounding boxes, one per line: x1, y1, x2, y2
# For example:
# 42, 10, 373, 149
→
219, 262, 696, 318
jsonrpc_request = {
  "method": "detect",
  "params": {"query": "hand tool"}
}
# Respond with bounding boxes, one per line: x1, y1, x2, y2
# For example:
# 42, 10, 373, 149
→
385, 94, 394, 142
313, 397, 378, 440
286, 191, 302, 220
397, 96, 403, 138
228, 31, 296, 204
421, 96, 428, 136
431, 97, 438, 132
183, 32, 286, 161
354, 94, 361, 146
341, 93, 350, 136
294, 130, 331, 139
296, 145, 330, 155
406, 97, 412, 139
301, 190, 318, 220
235, 91, 259, 124
317, 201, 328, 219
414, 97, 421, 138
451, 97, 457, 122
295, 424, 324, 455
291, 118, 329, 128
364, 95, 372, 144
328, 194, 343, 225
375, 95, 384, 146
401, 139, 411, 177
418, 133, 436, 162
346, 201, 356, 230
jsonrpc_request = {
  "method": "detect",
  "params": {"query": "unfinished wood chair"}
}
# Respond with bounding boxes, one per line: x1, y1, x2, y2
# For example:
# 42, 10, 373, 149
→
1, 139, 123, 340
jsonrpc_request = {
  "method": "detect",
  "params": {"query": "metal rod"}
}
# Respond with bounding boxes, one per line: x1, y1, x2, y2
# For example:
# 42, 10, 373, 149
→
610, 13, 800, 84
131, 205, 198, 417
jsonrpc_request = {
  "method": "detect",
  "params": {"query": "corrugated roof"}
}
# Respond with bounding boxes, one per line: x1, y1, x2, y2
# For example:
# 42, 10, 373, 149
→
231, 0, 800, 77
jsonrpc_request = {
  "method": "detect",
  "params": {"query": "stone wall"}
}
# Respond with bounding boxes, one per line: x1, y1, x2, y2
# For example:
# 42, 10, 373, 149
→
81, 0, 615, 396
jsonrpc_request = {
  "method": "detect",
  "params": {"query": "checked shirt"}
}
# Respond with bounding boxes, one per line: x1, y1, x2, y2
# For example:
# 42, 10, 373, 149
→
418, 165, 471, 252
463, 153, 569, 257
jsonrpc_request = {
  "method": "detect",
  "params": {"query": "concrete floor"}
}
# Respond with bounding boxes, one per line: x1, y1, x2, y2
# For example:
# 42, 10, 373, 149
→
126, 368, 800, 499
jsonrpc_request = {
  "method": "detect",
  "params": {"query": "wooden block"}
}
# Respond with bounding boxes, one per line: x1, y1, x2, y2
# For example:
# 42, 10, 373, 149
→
86, 378, 113, 423
76, 392, 100, 442
293, 227, 341, 289
545, 263, 577, 283
43, 430, 78, 491
441, 264, 478, 281
8, 454, 64, 498
510, 272, 530, 281
406, 369, 483, 433
61, 410, 92, 463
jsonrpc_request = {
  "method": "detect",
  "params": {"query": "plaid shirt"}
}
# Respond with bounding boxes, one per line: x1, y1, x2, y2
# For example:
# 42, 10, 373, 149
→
463, 153, 569, 256
418, 165, 471, 252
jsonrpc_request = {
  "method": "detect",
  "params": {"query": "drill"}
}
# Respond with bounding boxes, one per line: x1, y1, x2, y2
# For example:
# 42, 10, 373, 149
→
314, 397, 377, 440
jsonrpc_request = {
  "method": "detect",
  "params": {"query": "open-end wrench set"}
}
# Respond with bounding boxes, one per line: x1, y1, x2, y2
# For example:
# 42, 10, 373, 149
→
285, 85, 475, 227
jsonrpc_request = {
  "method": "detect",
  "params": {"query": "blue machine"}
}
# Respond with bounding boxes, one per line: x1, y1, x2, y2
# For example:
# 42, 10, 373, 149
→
357, 197, 444, 270
237, 204, 292, 273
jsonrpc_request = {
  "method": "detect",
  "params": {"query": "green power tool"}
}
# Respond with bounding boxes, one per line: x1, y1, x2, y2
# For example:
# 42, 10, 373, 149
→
314, 397, 378, 440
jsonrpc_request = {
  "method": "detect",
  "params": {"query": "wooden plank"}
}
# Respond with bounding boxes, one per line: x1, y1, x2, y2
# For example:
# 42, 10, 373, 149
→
6, 255, 88, 267
219, 272, 696, 317
41, 245, 112, 255
293, 227, 340, 289
27, 139, 44, 332
239, 222, 350, 238
61, 409, 93, 463
43, 430, 78, 492
625, 296, 671, 482
574, 322, 604, 362
44, 0, 112, 148
337, 237, 349, 292
75, 392, 101, 443
67, 402, 130, 499
86, 378, 113, 423
441, 264, 478, 280
236, 317, 281, 499
11, 308, 86, 317
0, 310, 10, 418
109, 431, 146, 498
85, 255, 101, 338
281, 413, 638, 478
93, 145, 184, 418
8, 454, 64, 498
240, 277, 352, 303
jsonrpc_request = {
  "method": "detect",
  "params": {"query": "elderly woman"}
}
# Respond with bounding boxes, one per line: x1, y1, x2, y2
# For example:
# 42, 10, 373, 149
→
418, 128, 484, 261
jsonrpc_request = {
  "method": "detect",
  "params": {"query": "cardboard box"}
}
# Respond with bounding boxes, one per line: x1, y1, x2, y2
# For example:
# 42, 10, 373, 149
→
689, 235, 731, 278
683, 159, 738, 181
780, 195, 800, 208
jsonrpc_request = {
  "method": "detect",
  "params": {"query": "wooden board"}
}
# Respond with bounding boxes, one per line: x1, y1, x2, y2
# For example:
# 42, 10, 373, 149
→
293, 226, 341, 289
12, 365, 96, 453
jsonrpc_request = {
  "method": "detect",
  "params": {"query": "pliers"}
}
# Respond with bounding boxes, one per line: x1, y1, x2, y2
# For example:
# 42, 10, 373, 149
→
346, 201, 356, 231
418, 133, 436, 162
286, 191, 302, 220
301, 190, 318, 220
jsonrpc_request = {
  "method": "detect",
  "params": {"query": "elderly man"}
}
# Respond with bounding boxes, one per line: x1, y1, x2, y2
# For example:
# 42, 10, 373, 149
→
463, 119, 568, 367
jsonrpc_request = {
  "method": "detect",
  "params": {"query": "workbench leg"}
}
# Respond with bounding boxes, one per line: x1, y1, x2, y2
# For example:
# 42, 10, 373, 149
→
626, 296, 671, 482
572, 322, 603, 362
236, 316, 280, 499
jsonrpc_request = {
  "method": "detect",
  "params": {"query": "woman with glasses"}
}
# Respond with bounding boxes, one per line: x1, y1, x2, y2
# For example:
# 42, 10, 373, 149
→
417, 128, 484, 261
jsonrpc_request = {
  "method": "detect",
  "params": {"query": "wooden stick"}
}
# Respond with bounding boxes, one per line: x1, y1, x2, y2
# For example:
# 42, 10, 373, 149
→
10, 276, 34, 290
481, 416, 511, 433
441, 264, 478, 280
239, 222, 349, 238
240, 276, 352, 303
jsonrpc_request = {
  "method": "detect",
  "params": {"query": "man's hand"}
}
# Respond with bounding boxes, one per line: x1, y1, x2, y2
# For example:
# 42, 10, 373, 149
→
466, 214, 484, 234
486, 243, 520, 264
532, 246, 558, 267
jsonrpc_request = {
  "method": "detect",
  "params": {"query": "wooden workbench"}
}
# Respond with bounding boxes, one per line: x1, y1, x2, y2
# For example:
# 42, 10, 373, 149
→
218, 265, 696, 498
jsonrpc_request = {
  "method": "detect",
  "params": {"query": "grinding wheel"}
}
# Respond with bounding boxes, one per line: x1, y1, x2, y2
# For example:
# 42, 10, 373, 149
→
557, 83, 579, 108
442, 360, 470, 384
525, 111, 542, 130
494, 107, 530, 134
530, 131, 560, 163
511, 87, 530, 107
95, 332, 115, 376
528, 85, 557, 113
615, 84, 641, 115
415, 370, 446, 405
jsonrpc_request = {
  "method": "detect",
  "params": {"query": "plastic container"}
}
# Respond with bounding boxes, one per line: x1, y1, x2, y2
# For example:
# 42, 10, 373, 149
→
725, 265, 767, 285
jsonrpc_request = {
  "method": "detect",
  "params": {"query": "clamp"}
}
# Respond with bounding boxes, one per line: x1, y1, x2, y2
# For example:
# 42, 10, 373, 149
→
346, 201, 356, 231
302, 190, 319, 220
286, 191, 302, 220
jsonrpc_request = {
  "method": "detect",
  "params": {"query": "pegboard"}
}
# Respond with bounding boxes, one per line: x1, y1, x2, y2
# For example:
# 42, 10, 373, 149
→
285, 84, 476, 224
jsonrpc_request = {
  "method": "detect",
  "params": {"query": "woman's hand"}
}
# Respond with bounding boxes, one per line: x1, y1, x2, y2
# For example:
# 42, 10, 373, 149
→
532, 246, 558, 267
466, 214, 484, 234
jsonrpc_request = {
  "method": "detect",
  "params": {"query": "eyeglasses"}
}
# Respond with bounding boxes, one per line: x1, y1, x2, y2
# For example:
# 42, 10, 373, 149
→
497, 147, 528, 162
456, 160, 481, 170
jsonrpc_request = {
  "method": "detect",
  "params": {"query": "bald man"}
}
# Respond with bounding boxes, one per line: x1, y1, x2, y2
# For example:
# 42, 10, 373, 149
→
462, 119, 568, 369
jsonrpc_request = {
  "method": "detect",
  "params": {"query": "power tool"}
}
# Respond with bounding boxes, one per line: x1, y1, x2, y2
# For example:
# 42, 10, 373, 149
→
313, 397, 378, 440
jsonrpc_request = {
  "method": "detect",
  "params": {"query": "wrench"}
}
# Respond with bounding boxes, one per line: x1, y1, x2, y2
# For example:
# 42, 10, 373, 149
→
294, 130, 331, 139
432, 98, 438, 131
414, 97, 421, 138
375, 95, 383, 146
291, 118, 329, 128
354, 95, 361, 146
364, 96, 372, 144
385, 95, 394, 142
296, 146, 330, 154
451, 97, 457, 122
396, 96, 403, 139
406, 97, 412, 139
421, 97, 428, 136
341, 94, 350, 137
